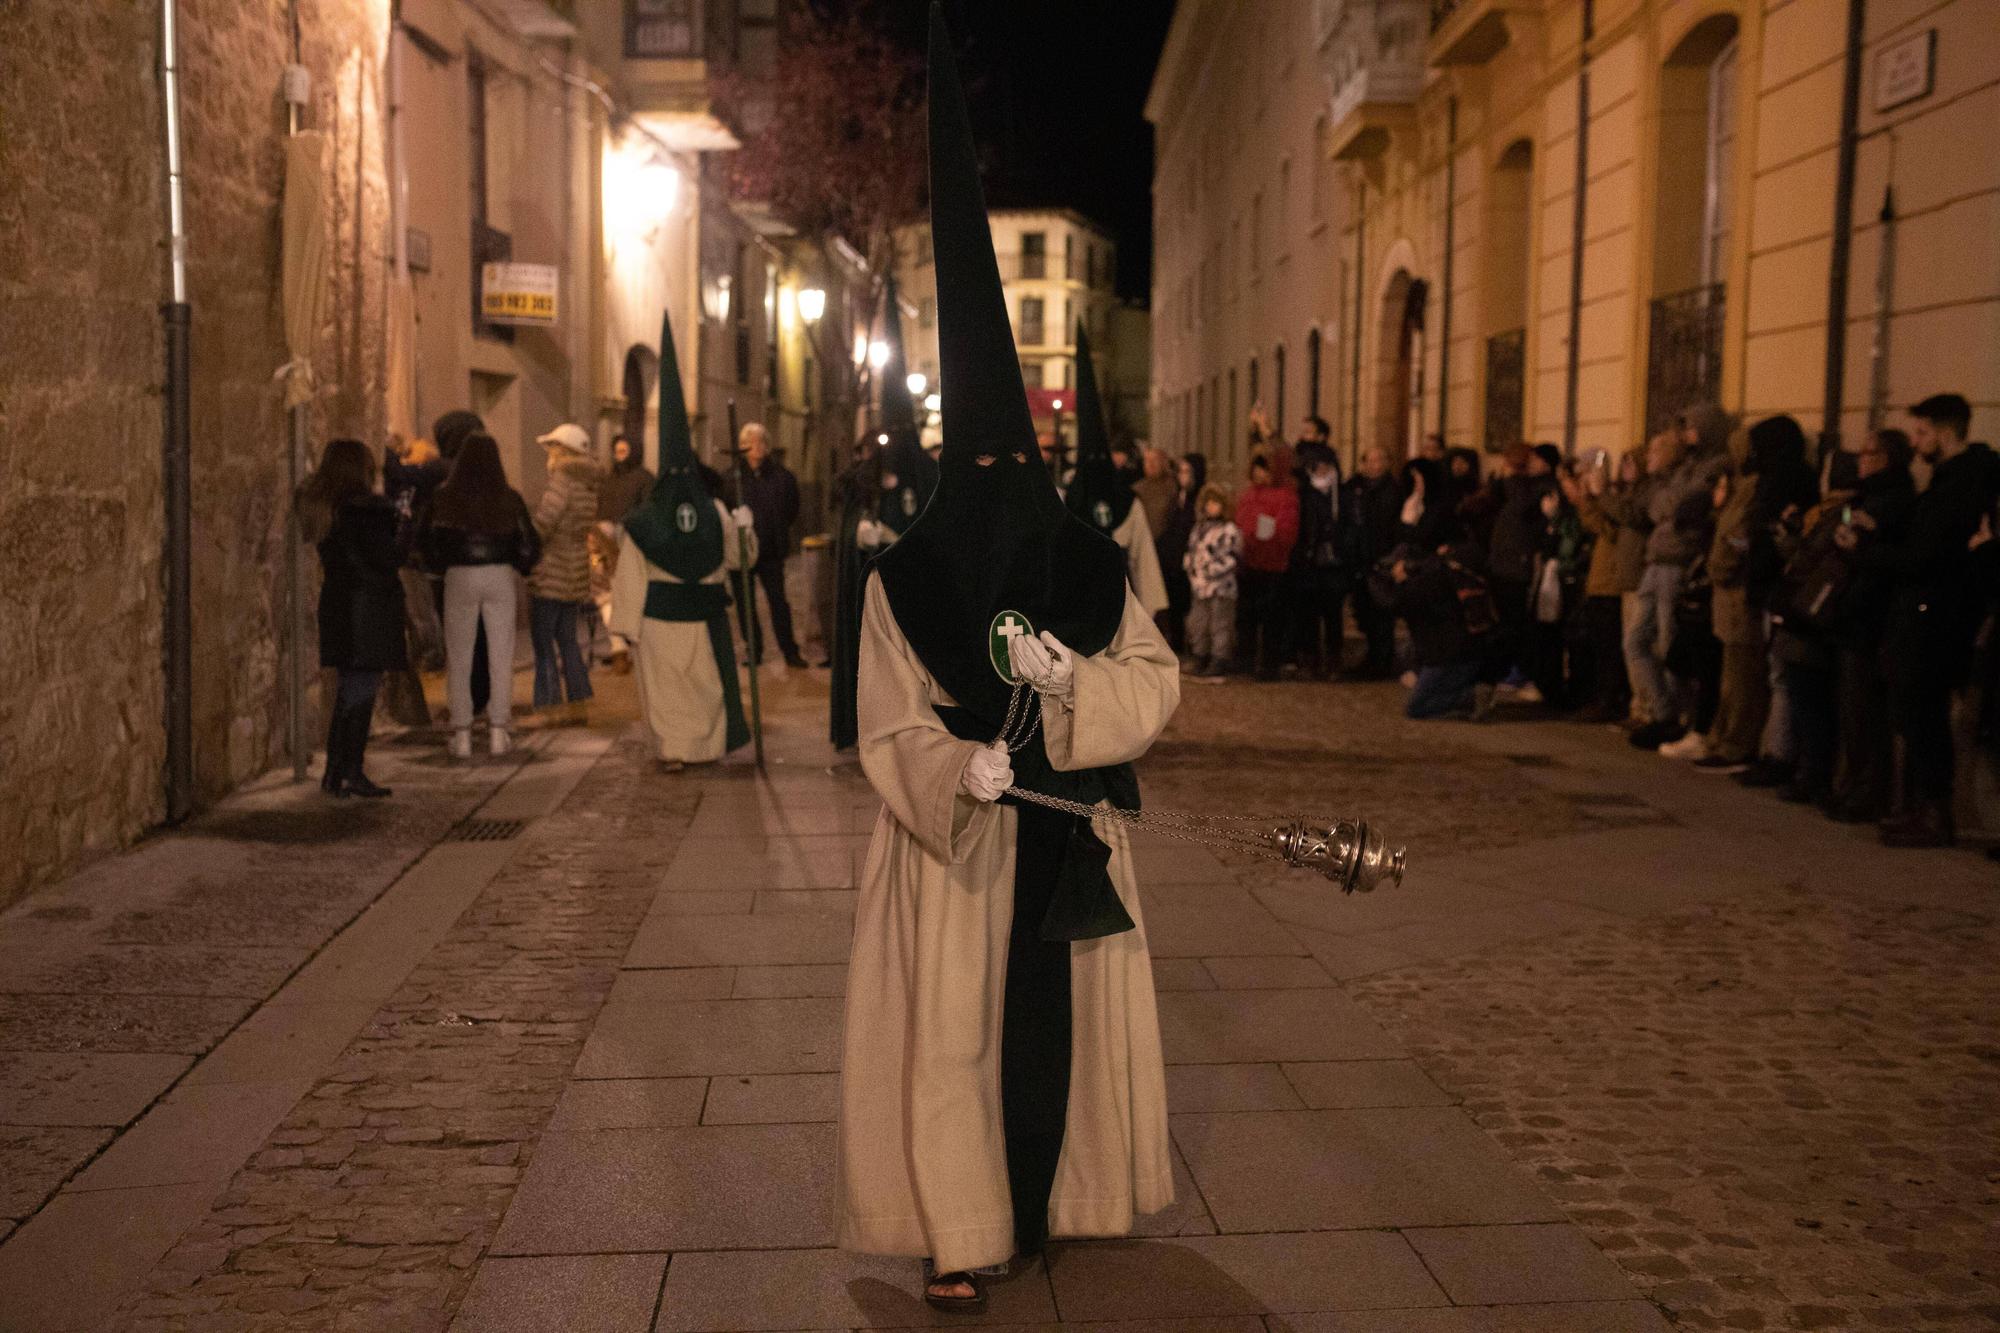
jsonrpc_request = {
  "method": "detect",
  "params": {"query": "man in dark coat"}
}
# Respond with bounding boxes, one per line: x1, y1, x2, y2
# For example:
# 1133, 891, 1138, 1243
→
1343, 445, 1403, 677
1839, 393, 2000, 846
730, 422, 806, 668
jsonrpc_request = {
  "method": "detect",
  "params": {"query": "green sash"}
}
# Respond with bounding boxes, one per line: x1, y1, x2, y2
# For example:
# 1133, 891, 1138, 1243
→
642, 581, 750, 753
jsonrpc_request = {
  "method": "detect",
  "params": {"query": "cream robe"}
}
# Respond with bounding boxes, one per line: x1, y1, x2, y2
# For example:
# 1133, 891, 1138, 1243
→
837, 573, 1178, 1273
1113, 505, 1170, 617
609, 503, 756, 764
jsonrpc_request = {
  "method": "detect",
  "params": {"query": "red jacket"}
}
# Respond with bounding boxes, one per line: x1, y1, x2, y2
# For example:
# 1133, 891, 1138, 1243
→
1235, 483, 1300, 574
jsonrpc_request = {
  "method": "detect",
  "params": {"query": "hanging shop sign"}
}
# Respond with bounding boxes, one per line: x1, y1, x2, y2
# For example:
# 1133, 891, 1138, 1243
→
480, 262, 559, 326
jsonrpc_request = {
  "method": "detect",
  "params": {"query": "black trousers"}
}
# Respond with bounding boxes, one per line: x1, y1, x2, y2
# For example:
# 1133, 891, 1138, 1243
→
1889, 649, 1957, 808
1291, 575, 1346, 674
1490, 576, 1531, 680
1583, 594, 1629, 713
747, 557, 800, 665
1237, 569, 1290, 675
1353, 581, 1397, 676
1784, 652, 1839, 799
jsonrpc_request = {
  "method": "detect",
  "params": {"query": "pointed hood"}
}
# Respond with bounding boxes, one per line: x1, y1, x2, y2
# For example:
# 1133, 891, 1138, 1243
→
625, 308, 724, 582
877, 272, 917, 436
1062, 322, 1133, 534
871, 5, 1127, 727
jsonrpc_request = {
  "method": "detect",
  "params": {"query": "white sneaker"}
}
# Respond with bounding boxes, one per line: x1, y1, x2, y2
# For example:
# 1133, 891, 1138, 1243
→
447, 730, 473, 761
1512, 682, 1544, 704
489, 728, 513, 758
1658, 732, 1709, 761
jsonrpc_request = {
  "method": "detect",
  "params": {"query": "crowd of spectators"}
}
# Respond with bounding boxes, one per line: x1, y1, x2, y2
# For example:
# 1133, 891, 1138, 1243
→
1134, 392, 1998, 853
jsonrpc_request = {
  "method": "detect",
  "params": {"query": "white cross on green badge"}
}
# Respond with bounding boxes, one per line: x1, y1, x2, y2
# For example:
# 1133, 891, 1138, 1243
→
675, 502, 698, 533
989, 610, 1035, 683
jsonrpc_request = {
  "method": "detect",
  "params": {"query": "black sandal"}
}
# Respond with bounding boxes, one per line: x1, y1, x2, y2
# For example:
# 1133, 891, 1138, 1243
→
920, 1260, 987, 1313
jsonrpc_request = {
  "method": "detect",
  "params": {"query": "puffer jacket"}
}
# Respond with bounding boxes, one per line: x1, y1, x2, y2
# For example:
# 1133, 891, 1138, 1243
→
1644, 405, 1735, 566
531, 452, 604, 602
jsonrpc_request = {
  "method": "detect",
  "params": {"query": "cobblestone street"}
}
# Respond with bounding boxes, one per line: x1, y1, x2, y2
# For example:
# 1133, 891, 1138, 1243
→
1, 666, 1994, 1332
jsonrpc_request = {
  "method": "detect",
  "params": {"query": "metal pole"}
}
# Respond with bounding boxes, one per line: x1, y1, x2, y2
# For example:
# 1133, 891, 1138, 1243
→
1562, 0, 1593, 454
286, 0, 309, 781
1438, 96, 1457, 444
161, 0, 194, 822
1821, 0, 1867, 452
1867, 184, 1897, 431
1348, 176, 1365, 466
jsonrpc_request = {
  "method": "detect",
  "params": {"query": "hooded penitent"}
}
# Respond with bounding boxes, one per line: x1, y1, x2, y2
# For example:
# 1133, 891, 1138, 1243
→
867, 4, 1137, 1257
1063, 323, 1134, 536
874, 273, 936, 538
624, 309, 749, 751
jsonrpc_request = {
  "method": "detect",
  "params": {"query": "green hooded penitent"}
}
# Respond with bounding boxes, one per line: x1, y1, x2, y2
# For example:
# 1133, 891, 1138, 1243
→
624, 309, 749, 752
1061, 322, 1132, 536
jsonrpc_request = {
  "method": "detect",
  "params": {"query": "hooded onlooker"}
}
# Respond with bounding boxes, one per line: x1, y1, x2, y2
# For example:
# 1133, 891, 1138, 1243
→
298, 439, 406, 799
1234, 446, 1300, 679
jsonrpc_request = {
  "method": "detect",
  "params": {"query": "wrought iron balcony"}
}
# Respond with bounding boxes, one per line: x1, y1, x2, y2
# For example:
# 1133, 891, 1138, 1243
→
1644, 284, 1726, 436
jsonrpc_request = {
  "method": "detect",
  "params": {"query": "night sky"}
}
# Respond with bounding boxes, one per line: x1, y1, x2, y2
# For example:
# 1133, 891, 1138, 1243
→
845, 0, 1178, 302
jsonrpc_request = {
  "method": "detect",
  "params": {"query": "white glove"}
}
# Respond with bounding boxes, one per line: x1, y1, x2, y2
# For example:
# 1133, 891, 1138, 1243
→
1008, 630, 1075, 702
959, 742, 1013, 803
731, 505, 755, 530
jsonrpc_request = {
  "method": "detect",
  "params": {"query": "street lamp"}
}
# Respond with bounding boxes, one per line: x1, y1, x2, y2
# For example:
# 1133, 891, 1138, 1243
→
868, 339, 891, 371
852, 330, 869, 365
923, 392, 941, 413
704, 273, 732, 325
906, 371, 927, 397
797, 287, 826, 323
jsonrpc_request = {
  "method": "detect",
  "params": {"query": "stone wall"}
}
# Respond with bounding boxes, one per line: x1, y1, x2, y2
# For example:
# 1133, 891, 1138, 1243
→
0, 0, 390, 908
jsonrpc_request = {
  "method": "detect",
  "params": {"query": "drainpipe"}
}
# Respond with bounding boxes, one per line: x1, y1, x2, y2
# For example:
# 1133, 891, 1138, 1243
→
285, 0, 309, 782
1348, 176, 1366, 466
160, 0, 194, 823
1438, 95, 1458, 442
1562, 0, 1593, 454
1820, 0, 1867, 452
1866, 183, 1896, 432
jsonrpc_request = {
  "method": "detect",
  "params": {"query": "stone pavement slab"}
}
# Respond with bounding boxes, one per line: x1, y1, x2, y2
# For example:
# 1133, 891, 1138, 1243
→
652, 1246, 1059, 1331
1171, 1109, 1566, 1231
1400, 1222, 1638, 1304
1155, 989, 1403, 1063
574, 990, 843, 1077
492, 1123, 835, 1254
1045, 1234, 1443, 1321
1269, 1303, 1672, 1332
450, 1253, 667, 1333
701, 1072, 840, 1123
0, 1052, 191, 1126
626, 910, 855, 968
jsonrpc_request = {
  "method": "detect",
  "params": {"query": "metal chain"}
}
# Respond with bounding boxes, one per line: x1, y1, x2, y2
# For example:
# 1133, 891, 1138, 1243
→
999, 785, 1293, 860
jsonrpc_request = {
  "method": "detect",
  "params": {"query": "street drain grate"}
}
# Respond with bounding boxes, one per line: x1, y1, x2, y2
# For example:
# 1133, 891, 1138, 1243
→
447, 818, 526, 843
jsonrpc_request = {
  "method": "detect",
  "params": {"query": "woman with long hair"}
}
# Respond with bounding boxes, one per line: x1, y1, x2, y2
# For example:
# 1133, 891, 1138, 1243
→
418, 433, 539, 759
297, 439, 406, 798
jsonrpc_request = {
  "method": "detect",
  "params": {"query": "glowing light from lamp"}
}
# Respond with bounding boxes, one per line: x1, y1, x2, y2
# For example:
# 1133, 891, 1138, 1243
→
797, 287, 826, 323
868, 340, 891, 370
604, 142, 679, 247
852, 331, 869, 365
877, 433, 889, 445
778, 285, 796, 328
923, 392, 941, 413
705, 274, 732, 325
905, 372, 927, 396
1051, 398, 1065, 411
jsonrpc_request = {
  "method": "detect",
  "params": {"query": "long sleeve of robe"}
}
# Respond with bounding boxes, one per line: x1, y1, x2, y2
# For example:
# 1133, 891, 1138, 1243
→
611, 503, 756, 764
837, 573, 1178, 1273
1113, 505, 1170, 617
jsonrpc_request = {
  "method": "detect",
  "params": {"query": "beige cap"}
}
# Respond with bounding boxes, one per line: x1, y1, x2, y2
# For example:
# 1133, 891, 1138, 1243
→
537, 423, 591, 453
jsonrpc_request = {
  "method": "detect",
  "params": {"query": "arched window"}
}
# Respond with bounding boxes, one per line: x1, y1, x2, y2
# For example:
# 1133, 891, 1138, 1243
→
1247, 357, 1260, 414
1645, 14, 1741, 433
1484, 139, 1533, 452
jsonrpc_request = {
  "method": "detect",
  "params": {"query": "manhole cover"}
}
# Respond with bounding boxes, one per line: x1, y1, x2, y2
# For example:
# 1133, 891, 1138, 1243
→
447, 818, 525, 842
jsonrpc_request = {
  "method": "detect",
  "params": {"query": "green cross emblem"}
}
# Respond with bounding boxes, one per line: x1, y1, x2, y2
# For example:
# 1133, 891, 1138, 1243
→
901, 487, 917, 517
989, 610, 1035, 683
675, 502, 698, 533
1092, 500, 1113, 529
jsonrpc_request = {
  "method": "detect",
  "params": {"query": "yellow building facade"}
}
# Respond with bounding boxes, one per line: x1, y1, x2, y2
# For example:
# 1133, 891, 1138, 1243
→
1148, 0, 1999, 475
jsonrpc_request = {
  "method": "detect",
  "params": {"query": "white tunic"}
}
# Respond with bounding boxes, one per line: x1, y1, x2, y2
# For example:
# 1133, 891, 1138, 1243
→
1113, 505, 1170, 616
837, 574, 1178, 1273
608, 502, 755, 764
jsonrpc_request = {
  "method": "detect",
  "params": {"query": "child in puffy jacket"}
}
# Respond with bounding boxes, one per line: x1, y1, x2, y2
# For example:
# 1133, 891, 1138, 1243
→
1183, 483, 1242, 681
